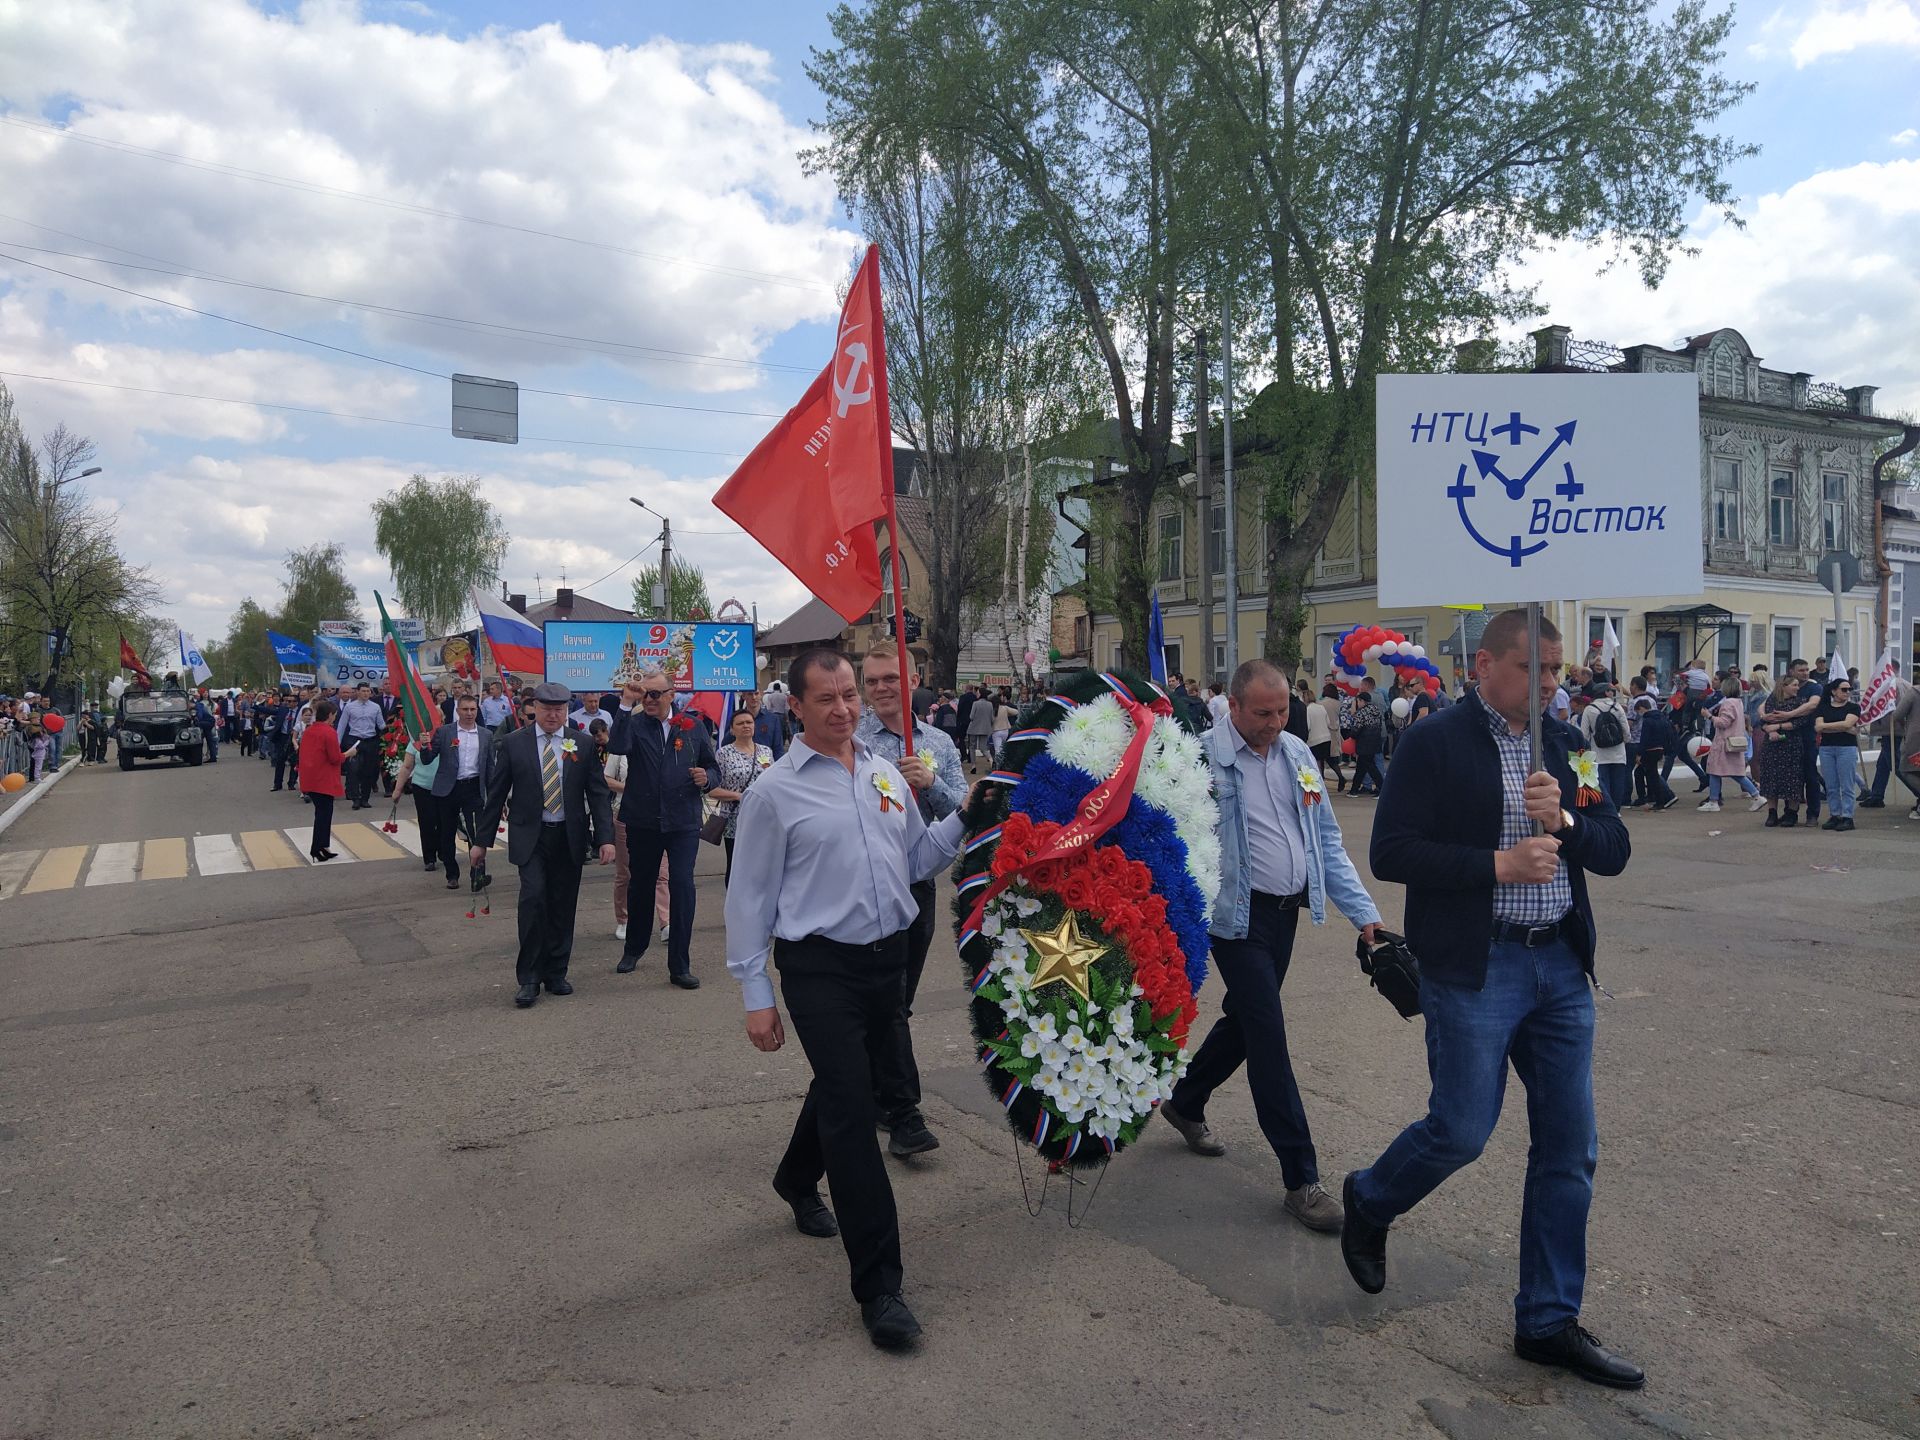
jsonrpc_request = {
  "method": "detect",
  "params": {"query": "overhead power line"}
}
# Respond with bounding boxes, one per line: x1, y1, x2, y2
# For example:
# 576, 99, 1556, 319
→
0, 250, 793, 419
0, 114, 844, 296
0, 218, 815, 375
0, 369, 750, 461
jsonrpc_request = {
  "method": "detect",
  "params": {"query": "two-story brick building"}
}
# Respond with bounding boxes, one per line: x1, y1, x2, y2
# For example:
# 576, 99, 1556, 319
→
1074, 326, 1908, 686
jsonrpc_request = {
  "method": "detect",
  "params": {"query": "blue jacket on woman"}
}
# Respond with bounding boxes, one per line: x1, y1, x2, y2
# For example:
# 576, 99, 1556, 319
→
1369, 691, 1630, 989
1207, 723, 1381, 940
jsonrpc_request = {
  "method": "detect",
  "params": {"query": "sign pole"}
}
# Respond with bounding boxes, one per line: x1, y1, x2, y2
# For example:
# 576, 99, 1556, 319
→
1527, 600, 1545, 836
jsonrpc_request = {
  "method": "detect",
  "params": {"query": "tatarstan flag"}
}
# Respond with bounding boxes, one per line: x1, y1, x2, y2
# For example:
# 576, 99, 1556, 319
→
375, 592, 436, 742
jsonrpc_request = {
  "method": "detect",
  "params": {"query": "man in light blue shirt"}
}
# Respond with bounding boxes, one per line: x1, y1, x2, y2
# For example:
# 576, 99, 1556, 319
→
334, 682, 386, 809
855, 643, 966, 1159
478, 680, 513, 728
1163, 659, 1382, 1235
725, 647, 969, 1353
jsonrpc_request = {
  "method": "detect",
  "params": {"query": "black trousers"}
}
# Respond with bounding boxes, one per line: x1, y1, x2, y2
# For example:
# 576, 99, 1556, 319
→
623, 824, 700, 976
1801, 739, 1826, 819
342, 737, 379, 804
515, 822, 583, 987
411, 787, 445, 869
307, 793, 335, 854
1169, 890, 1317, 1190
773, 932, 909, 1302
445, 776, 484, 871
875, 879, 936, 1127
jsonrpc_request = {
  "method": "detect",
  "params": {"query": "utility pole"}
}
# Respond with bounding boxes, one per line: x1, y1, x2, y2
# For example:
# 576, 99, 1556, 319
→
660, 515, 673, 615
1194, 330, 1215, 684
1220, 294, 1240, 677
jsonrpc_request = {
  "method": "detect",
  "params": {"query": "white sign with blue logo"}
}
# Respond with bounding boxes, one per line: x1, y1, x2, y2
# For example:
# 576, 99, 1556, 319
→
1375, 374, 1701, 606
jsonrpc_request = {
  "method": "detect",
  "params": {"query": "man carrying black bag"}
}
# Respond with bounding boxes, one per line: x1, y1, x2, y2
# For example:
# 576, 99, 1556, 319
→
1340, 609, 1638, 1389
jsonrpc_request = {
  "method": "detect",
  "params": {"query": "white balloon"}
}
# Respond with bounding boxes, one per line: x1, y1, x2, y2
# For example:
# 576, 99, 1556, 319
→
1411, 644, 1427, 659
1384, 640, 1402, 656
1364, 645, 1382, 662
1391, 697, 1412, 719
106, 677, 128, 699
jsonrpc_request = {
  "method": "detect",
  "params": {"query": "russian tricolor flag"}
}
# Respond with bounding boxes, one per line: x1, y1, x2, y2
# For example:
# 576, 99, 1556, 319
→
472, 587, 545, 679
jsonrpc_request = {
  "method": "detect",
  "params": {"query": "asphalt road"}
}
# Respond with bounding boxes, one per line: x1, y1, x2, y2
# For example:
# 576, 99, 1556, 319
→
2, 749, 1915, 1439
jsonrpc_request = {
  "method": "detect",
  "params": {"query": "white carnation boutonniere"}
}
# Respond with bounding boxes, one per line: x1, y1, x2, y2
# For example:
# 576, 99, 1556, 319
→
756, 750, 772, 770
560, 737, 579, 761
873, 770, 906, 814
1569, 748, 1601, 807
1297, 764, 1325, 807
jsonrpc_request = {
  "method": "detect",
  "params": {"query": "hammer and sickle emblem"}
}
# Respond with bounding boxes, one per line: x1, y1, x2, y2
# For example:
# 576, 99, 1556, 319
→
835, 328, 873, 418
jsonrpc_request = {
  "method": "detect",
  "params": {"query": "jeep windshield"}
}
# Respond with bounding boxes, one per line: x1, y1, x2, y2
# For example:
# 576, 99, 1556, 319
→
123, 696, 191, 716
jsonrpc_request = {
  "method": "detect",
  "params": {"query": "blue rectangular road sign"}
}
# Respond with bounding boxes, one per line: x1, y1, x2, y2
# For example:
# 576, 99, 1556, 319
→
543, 621, 757, 694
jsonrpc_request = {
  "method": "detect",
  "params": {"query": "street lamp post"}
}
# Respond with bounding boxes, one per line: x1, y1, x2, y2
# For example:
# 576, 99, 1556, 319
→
630, 498, 671, 615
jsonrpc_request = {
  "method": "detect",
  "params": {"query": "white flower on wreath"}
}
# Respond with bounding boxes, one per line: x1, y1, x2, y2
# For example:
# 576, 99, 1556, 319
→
1020, 1031, 1044, 1059
1032, 1013, 1058, 1041
1038, 1039, 1068, 1070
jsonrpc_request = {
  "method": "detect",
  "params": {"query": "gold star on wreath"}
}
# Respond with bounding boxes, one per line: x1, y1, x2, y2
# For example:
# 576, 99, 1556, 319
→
1017, 912, 1108, 1003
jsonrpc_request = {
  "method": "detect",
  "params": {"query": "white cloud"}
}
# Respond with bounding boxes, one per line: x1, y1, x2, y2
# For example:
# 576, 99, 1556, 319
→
1510, 158, 1920, 420
0, 0, 857, 392
1892, 127, 1919, 145
1787, 0, 1920, 66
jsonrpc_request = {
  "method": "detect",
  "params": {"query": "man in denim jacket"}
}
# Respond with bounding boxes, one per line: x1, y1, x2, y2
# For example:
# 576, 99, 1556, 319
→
1161, 659, 1382, 1234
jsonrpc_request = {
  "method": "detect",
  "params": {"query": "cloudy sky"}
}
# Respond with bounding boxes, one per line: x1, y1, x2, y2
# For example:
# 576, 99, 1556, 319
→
1, 0, 1916, 650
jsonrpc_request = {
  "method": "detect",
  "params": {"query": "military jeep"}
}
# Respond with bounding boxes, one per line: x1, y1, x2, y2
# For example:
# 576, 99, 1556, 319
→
116, 689, 203, 770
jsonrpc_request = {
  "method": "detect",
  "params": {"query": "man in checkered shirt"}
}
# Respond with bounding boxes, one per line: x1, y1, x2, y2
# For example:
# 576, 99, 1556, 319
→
1343, 609, 1638, 1391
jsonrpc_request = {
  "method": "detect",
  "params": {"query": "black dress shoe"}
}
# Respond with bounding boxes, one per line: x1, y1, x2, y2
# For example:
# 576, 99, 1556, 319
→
446, 872, 462, 889
423, 857, 439, 871
615, 954, 639, 974
888, 1119, 940, 1156
544, 977, 573, 996
1339, 1171, 1387, 1294
1515, 1321, 1646, 1390
669, 973, 700, 990
859, 1293, 923, 1350
513, 983, 539, 1008
772, 1178, 838, 1238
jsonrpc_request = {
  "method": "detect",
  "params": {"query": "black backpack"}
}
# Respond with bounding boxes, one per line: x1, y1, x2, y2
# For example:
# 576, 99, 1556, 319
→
1589, 703, 1625, 749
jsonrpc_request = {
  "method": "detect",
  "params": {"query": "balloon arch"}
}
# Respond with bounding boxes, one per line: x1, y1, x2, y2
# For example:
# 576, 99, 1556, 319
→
1329, 623, 1442, 696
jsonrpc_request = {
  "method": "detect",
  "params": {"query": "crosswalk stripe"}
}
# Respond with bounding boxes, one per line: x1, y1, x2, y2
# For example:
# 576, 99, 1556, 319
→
141, 837, 188, 881
285, 826, 358, 863
389, 817, 423, 857
192, 834, 248, 876
240, 829, 300, 871
23, 845, 88, 893
333, 823, 410, 861
85, 841, 141, 886
0, 849, 40, 899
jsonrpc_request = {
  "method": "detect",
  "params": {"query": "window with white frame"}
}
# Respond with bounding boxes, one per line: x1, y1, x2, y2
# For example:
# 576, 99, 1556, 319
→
1712, 459, 1741, 541
1771, 624, 1797, 676
1821, 472, 1848, 551
1157, 511, 1183, 582
1768, 471, 1796, 547
1716, 622, 1742, 674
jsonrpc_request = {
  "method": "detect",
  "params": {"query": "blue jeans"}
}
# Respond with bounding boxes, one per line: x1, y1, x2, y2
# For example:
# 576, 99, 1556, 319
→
1352, 936, 1597, 1338
1707, 772, 1758, 803
1599, 761, 1631, 809
1818, 746, 1859, 819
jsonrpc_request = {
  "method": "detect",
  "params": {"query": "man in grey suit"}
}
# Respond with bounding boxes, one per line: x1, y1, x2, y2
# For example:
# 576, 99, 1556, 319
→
471, 681, 615, 1008
416, 693, 497, 887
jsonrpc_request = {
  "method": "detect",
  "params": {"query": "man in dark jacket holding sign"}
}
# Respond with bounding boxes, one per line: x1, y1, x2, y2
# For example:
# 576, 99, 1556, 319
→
1340, 608, 1642, 1390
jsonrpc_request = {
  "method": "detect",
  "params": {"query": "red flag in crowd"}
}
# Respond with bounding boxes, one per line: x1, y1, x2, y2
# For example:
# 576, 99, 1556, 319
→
714, 244, 897, 625
118, 633, 152, 691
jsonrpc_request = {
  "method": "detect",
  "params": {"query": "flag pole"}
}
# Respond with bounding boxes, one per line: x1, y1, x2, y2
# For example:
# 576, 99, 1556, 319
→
865, 243, 914, 747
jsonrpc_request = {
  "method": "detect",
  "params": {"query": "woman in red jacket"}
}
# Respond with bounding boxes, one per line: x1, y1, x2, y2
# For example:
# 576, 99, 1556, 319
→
299, 698, 359, 862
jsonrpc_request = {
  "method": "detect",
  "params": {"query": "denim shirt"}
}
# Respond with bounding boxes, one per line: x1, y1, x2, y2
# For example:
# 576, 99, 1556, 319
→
1207, 723, 1381, 940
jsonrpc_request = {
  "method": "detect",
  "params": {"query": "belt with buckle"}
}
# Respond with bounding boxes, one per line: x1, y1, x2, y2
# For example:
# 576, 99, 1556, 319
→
1491, 915, 1569, 947
1253, 888, 1309, 911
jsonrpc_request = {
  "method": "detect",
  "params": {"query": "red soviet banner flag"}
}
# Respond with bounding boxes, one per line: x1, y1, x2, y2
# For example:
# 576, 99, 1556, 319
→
713, 363, 883, 622
823, 245, 893, 535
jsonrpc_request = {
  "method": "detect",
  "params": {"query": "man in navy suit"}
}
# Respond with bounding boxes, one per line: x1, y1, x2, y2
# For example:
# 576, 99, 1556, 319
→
471, 681, 614, 1008
608, 667, 716, 988
416, 692, 497, 886
1340, 609, 1641, 1391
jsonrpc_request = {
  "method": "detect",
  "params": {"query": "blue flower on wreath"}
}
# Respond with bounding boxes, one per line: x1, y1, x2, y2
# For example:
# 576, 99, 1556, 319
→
1008, 753, 1211, 993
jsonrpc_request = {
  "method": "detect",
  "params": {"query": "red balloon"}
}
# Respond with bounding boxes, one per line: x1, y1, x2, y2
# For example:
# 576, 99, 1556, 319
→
41, 712, 65, 733
1425, 676, 1441, 692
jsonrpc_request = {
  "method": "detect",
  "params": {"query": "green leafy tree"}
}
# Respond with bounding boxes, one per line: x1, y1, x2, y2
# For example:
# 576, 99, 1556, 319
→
1173, 0, 1752, 668
813, 0, 1218, 671
272, 542, 361, 646
631, 560, 712, 620
0, 387, 159, 698
202, 598, 276, 688
370, 473, 510, 635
